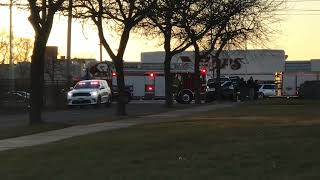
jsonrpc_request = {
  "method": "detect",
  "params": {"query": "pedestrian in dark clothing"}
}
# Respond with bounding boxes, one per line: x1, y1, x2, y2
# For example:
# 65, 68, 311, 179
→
238, 78, 247, 101
247, 76, 255, 101
254, 80, 259, 99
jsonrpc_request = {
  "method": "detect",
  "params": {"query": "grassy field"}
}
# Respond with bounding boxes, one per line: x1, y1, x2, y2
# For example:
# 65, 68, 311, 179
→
0, 99, 320, 179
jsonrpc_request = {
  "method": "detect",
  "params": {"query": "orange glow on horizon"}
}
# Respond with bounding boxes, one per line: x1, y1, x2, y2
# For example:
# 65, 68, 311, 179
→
1, 1, 320, 61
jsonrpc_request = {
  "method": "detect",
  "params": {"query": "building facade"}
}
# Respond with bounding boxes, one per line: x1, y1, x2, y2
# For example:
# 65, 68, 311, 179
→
140, 49, 287, 81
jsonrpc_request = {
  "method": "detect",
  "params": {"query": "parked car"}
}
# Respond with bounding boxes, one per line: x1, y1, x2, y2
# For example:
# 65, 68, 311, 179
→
206, 77, 231, 84
67, 80, 112, 108
112, 85, 133, 103
258, 84, 276, 98
6, 91, 30, 102
205, 80, 235, 102
229, 76, 240, 83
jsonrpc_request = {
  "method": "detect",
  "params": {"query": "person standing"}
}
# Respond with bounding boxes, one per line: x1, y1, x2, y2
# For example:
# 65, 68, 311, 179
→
247, 76, 255, 101
254, 80, 259, 99
238, 78, 247, 101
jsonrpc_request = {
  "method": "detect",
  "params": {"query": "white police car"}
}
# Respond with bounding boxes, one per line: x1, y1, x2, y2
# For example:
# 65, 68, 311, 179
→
67, 80, 112, 108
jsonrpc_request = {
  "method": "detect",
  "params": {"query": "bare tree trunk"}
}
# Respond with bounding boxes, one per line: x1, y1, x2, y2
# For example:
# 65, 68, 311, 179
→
26, 0, 64, 124
115, 59, 126, 115
215, 56, 222, 100
211, 56, 215, 78
114, 26, 132, 116
215, 41, 227, 100
194, 44, 201, 104
164, 53, 173, 107
29, 36, 46, 124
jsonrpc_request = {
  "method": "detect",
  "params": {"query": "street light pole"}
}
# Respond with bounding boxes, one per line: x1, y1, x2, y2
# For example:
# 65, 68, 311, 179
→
9, 0, 15, 92
66, 0, 72, 87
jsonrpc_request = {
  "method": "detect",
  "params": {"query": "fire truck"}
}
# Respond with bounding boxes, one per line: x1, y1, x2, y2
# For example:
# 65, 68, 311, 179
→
88, 61, 113, 86
111, 61, 209, 104
86, 61, 133, 102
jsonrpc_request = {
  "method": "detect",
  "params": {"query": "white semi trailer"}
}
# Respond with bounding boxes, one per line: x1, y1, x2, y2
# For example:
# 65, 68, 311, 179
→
280, 72, 320, 96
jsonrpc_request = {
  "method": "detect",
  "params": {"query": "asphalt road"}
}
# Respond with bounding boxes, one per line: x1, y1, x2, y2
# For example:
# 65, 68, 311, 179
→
0, 100, 193, 128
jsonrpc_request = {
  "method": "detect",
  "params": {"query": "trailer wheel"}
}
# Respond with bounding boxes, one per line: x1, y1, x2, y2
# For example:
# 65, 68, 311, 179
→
178, 90, 193, 104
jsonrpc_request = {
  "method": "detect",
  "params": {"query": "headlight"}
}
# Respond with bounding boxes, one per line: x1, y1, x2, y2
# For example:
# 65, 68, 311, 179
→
91, 91, 98, 96
67, 92, 72, 97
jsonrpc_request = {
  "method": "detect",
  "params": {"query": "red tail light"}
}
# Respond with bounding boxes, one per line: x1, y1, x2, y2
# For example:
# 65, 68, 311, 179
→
145, 85, 154, 92
148, 72, 155, 78
200, 67, 207, 75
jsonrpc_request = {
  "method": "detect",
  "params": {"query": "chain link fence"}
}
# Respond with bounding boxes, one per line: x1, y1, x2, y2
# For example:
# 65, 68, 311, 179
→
0, 79, 70, 110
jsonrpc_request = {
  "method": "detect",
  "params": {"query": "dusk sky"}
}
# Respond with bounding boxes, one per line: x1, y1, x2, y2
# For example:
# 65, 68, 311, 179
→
1, 0, 320, 62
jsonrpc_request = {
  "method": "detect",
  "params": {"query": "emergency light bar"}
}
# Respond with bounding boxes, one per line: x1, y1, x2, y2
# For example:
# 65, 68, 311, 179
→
90, 81, 99, 85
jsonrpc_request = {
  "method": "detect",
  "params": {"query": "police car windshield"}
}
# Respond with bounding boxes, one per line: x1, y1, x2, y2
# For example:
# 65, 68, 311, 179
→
74, 81, 100, 89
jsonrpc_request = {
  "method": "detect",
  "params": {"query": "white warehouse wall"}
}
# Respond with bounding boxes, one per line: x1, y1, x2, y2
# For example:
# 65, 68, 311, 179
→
141, 49, 286, 81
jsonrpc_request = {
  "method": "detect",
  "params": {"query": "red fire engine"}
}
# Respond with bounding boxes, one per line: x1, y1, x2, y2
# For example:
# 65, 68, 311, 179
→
87, 61, 209, 104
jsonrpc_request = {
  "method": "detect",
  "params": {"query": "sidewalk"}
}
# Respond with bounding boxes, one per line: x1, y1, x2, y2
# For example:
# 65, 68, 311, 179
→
0, 103, 235, 152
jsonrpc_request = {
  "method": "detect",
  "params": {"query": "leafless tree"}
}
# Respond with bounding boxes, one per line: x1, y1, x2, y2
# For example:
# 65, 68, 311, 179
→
145, 0, 195, 107
176, 0, 228, 104
73, 0, 156, 115
27, 0, 66, 124
182, 0, 286, 100
0, 31, 9, 64
13, 37, 33, 79
13, 37, 33, 63
0, 32, 33, 64
211, 0, 285, 100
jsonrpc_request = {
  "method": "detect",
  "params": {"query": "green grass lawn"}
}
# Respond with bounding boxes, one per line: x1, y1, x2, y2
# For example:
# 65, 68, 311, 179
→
0, 99, 320, 179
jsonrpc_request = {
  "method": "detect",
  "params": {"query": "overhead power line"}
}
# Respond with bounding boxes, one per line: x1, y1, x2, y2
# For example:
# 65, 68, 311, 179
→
287, 9, 320, 11
276, 13, 320, 15
285, 0, 320, 2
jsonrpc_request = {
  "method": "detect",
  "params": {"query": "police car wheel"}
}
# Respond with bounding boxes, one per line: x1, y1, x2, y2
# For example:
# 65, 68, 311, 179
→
94, 96, 101, 108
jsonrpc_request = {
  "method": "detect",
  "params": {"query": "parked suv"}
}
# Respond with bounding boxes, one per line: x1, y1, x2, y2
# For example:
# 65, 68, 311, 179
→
258, 84, 276, 98
205, 80, 235, 102
67, 80, 112, 107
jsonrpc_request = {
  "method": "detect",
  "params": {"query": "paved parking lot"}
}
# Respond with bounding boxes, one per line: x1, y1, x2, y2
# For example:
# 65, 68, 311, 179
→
0, 100, 194, 128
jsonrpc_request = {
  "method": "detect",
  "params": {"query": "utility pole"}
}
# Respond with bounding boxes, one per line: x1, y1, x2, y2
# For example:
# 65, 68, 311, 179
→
9, 0, 15, 92
66, 0, 72, 87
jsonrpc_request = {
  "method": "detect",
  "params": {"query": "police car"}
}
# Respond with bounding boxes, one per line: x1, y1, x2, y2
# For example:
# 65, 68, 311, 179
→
67, 80, 112, 108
